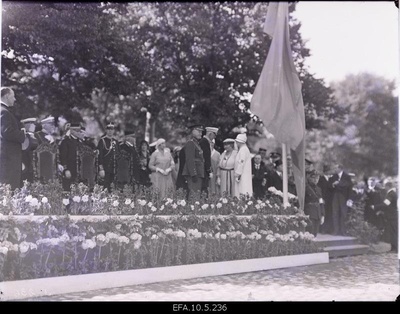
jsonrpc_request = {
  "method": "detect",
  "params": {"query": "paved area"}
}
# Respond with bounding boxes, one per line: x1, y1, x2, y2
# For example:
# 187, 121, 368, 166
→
25, 252, 400, 302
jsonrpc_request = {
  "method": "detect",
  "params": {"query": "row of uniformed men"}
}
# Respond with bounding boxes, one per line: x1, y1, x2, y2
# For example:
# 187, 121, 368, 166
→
20, 116, 142, 191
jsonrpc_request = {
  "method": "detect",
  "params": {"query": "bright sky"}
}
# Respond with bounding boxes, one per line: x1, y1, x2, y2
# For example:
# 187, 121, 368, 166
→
293, 1, 399, 86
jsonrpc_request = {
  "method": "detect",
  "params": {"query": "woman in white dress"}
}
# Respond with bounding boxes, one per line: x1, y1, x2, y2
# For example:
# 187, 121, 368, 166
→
217, 138, 237, 197
234, 133, 253, 198
148, 138, 175, 199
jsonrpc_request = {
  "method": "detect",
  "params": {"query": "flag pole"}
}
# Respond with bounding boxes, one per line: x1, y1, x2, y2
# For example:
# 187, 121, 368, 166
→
282, 143, 289, 208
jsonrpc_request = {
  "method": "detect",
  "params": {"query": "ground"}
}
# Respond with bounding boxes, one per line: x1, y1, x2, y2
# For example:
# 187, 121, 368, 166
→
26, 252, 399, 302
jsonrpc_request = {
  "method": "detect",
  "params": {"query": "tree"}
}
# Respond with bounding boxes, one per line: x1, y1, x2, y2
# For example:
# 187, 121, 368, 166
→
326, 73, 398, 176
2, 2, 145, 128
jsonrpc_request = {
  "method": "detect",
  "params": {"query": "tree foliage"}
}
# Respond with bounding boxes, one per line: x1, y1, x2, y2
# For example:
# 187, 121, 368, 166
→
2, 2, 341, 140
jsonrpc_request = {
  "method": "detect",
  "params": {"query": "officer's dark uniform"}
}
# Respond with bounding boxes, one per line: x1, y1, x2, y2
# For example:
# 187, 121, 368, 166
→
59, 128, 80, 191
97, 129, 119, 192
116, 140, 140, 190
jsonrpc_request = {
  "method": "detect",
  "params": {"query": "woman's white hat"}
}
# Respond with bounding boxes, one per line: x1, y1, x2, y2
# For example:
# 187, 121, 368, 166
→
235, 133, 247, 143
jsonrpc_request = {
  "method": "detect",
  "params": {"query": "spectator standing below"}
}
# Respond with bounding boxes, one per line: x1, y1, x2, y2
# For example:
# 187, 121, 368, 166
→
364, 177, 384, 230
372, 181, 398, 253
97, 122, 119, 192
182, 124, 205, 200
0, 87, 26, 190
148, 138, 175, 200
304, 170, 325, 237
199, 126, 218, 197
234, 133, 252, 198
318, 164, 334, 234
217, 138, 237, 197
209, 139, 221, 195
137, 140, 152, 188
252, 153, 268, 199
329, 164, 353, 236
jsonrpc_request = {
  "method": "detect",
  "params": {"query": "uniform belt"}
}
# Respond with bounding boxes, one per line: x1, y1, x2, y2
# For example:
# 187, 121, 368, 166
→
220, 168, 234, 171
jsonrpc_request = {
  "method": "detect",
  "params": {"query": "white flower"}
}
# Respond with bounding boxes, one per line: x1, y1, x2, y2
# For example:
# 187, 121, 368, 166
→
190, 205, 194, 210
147, 202, 153, 208
160, 205, 165, 211
87, 226, 95, 234
201, 204, 209, 210
112, 200, 119, 207
82, 239, 96, 250
220, 234, 227, 240
247, 201, 253, 205
0, 247, 8, 255
101, 197, 108, 203
163, 228, 173, 235
179, 200, 186, 206
151, 234, 158, 240
125, 198, 132, 205
150, 206, 157, 212
115, 224, 122, 230
2, 199, 6, 206
175, 230, 186, 238
255, 204, 260, 210
194, 201, 200, 206
19, 242, 30, 254
29, 243, 37, 250
41, 197, 48, 204
172, 204, 178, 209
166, 198, 173, 204
106, 232, 119, 241
211, 204, 215, 209
215, 232, 220, 239
130, 202, 135, 208
59, 233, 70, 243
72, 196, 81, 203
118, 236, 130, 245
216, 203, 222, 209
82, 195, 89, 203
222, 198, 228, 204
25, 195, 33, 202
62, 198, 70, 206
133, 241, 141, 249
130, 233, 142, 241
29, 198, 39, 207
139, 199, 147, 206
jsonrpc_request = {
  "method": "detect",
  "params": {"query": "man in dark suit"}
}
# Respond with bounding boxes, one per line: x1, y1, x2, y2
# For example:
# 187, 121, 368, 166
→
20, 118, 39, 184
0, 87, 26, 190
199, 126, 218, 197
182, 124, 205, 200
372, 181, 398, 252
252, 154, 268, 199
34, 116, 59, 182
318, 164, 334, 234
305, 170, 325, 237
329, 163, 353, 235
59, 123, 82, 191
116, 130, 140, 191
97, 122, 119, 192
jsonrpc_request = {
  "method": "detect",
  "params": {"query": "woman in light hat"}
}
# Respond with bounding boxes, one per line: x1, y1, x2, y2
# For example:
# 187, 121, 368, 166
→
234, 133, 253, 198
217, 138, 237, 197
149, 138, 175, 199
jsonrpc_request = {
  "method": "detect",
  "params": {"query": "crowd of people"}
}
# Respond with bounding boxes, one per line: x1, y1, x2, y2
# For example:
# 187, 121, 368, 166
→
0, 87, 397, 252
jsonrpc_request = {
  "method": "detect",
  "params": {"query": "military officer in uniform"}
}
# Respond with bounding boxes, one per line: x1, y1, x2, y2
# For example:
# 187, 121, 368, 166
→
199, 126, 218, 197
182, 124, 205, 200
59, 122, 82, 191
20, 118, 39, 183
34, 116, 59, 182
116, 129, 140, 191
97, 122, 119, 192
